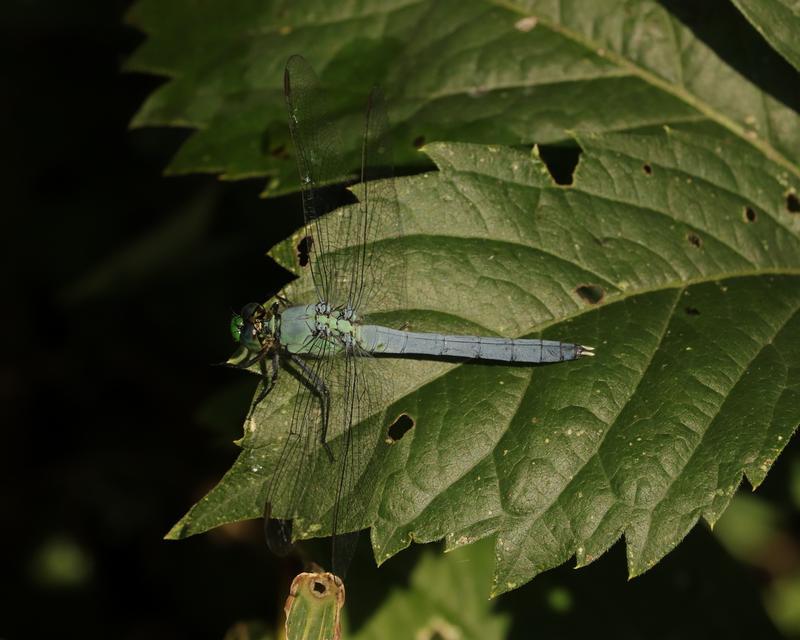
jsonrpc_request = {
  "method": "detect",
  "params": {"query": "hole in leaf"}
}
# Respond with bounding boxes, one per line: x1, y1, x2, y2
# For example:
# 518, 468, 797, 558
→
413, 135, 425, 148
312, 580, 327, 595
271, 143, 289, 159
744, 206, 757, 223
387, 414, 414, 442
575, 284, 605, 305
685, 307, 700, 316
686, 232, 703, 249
642, 163, 653, 176
537, 144, 582, 186
297, 235, 313, 267
787, 192, 800, 213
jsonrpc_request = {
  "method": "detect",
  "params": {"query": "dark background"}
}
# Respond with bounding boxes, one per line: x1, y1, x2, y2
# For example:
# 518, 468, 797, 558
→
3, 1, 799, 638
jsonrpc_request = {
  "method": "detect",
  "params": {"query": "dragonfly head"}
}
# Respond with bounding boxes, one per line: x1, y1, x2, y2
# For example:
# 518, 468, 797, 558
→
232, 302, 274, 352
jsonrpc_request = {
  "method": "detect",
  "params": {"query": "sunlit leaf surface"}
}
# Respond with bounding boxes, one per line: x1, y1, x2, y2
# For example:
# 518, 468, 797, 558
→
169, 129, 800, 594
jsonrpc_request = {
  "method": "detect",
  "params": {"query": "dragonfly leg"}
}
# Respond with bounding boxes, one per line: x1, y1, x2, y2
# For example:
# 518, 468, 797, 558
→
288, 353, 334, 462
249, 351, 281, 416
270, 350, 280, 384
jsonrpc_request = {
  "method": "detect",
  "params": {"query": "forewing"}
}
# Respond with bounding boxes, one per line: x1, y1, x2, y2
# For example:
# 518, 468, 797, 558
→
284, 61, 405, 317
354, 87, 406, 317
284, 55, 355, 303
321, 86, 406, 317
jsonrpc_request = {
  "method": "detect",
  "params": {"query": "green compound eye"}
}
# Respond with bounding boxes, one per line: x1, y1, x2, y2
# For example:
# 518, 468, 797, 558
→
230, 315, 245, 343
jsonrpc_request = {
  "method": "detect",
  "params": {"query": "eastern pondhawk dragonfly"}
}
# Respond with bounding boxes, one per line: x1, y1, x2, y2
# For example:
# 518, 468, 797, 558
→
228, 55, 594, 576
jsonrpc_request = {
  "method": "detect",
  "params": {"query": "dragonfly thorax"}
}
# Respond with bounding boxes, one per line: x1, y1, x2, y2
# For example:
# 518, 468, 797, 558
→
272, 303, 361, 356
315, 304, 357, 330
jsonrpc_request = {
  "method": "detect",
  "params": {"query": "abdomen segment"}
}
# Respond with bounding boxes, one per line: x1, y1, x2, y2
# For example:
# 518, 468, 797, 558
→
358, 325, 593, 363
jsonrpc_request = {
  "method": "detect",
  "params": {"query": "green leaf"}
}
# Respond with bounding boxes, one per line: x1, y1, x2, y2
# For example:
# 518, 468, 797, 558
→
126, 0, 800, 194
168, 127, 800, 594
504, 0, 800, 174
352, 538, 508, 640
284, 573, 345, 640
730, 0, 800, 72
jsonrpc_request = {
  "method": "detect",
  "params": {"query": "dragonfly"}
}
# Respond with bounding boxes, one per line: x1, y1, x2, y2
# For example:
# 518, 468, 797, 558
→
228, 55, 595, 577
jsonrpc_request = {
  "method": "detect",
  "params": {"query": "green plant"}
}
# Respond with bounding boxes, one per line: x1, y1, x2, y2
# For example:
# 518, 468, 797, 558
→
128, 0, 800, 635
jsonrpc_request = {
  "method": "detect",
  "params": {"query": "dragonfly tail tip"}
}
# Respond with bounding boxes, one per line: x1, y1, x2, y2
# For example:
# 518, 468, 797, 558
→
579, 345, 596, 357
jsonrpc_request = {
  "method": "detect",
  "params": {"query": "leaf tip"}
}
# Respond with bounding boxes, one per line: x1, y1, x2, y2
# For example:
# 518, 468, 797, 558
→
164, 521, 189, 540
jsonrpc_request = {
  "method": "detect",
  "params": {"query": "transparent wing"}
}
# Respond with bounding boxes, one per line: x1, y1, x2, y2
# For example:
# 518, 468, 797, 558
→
327, 87, 405, 573
283, 54, 354, 305
334, 86, 405, 317
268, 57, 404, 575
263, 341, 331, 559
284, 55, 406, 317
263, 338, 390, 576
328, 343, 395, 575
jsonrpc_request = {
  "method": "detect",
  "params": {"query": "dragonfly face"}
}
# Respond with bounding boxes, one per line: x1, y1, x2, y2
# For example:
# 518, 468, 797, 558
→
231, 302, 278, 354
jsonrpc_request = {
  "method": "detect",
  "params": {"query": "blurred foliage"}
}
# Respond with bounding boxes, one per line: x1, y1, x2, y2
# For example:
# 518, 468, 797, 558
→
3, 0, 800, 638
28, 536, 94, 589
351, 538, 508, 640
714, 452, 800, 638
